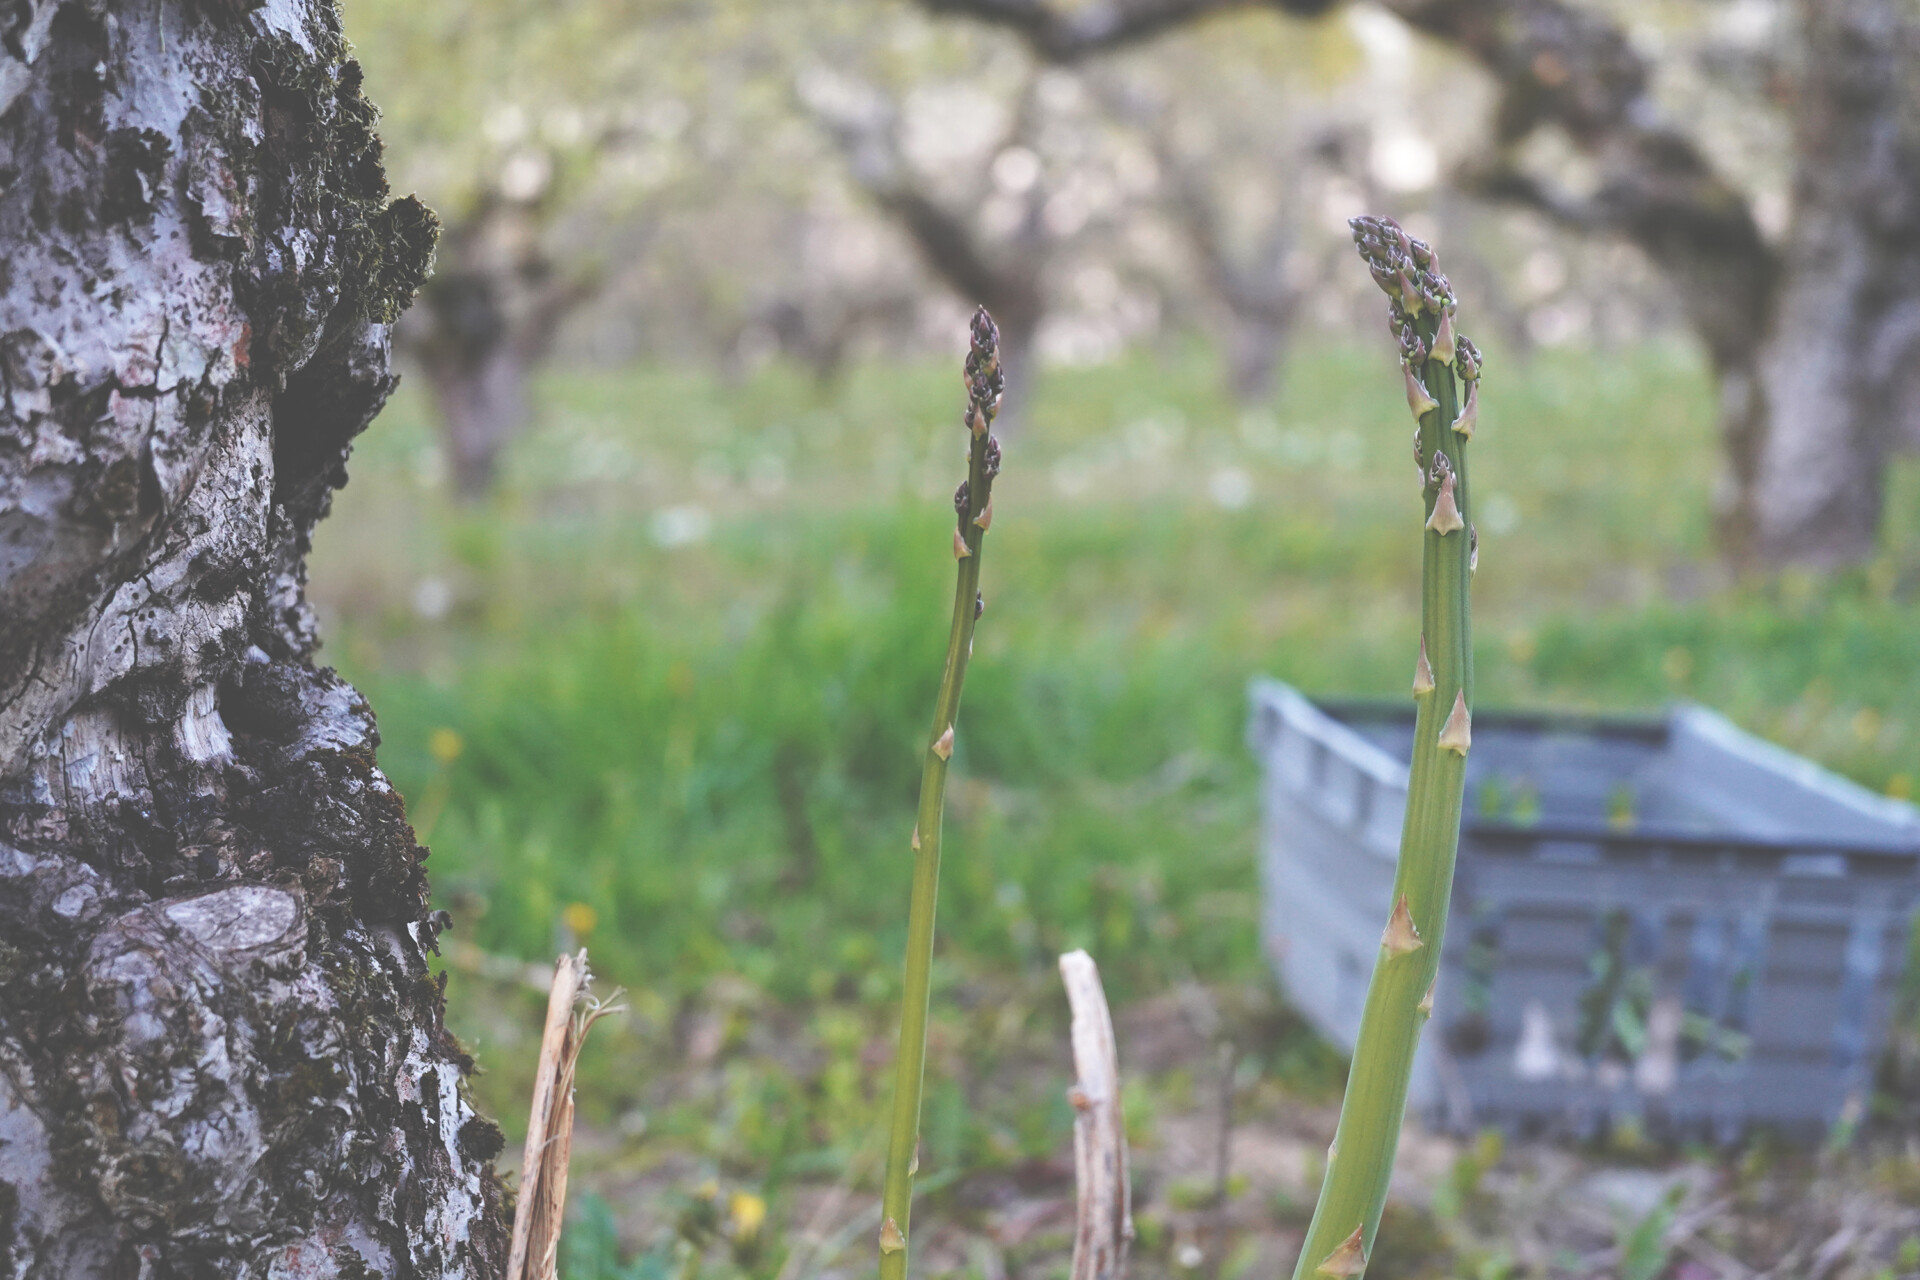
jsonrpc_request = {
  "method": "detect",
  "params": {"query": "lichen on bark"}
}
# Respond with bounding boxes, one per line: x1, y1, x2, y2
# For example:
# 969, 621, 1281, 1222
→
0, 2, 506, 1276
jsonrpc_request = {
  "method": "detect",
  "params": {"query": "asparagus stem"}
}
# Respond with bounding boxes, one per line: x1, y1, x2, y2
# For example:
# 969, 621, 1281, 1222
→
878, 307, 1006, 1279
1289, 218, 1483, 1280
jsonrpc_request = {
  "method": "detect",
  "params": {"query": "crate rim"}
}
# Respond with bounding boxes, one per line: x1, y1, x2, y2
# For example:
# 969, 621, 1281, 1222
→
1247, 677, 1920, 862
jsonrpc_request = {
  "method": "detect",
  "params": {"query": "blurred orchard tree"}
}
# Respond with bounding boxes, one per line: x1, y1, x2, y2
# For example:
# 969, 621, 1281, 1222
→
344, 0, 931, 492
342, 0, 742, 493
342, 0, 1894, 551
341, 0, 1431, 470
924, 0, 1920, 570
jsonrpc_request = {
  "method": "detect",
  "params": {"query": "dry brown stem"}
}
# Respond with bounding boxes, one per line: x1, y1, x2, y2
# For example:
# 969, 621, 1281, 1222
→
1060, 950, 1133, 1280
506, 951, 625, 1280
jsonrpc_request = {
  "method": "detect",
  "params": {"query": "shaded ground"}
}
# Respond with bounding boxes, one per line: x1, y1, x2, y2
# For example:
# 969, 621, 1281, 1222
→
458, 962, 1920, 1279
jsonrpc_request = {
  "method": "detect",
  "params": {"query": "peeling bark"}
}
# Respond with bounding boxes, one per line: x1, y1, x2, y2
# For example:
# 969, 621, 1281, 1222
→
0, 2, 507, 1276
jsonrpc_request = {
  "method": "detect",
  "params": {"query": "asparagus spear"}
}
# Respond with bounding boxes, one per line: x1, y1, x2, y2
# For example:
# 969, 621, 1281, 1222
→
877, 306, 1005, 1279
1291, 217, 1484, 1280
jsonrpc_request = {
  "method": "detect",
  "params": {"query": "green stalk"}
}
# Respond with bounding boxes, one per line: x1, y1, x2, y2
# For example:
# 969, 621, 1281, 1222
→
1289, 218, 1485, 1280
877, 307, 1006, 1278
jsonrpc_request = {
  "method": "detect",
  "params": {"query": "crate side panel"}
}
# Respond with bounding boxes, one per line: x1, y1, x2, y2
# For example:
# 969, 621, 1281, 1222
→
1668, 707, 1920, 847
1263, 800, 1397, 1049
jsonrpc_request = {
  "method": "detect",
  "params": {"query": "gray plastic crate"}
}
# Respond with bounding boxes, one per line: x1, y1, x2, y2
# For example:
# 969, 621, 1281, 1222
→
1248, 679, 1920, 1139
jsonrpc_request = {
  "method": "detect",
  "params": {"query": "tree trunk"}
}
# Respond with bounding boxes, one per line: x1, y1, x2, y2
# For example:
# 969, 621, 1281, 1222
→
434, 350, 531, 500
1223, 308, 1291, 405
1750, 0, 1920, 567
990, 304, 1040, 438
875, 188, 1045, 437
0, 3, 508, 1276
405, 195, 594, 500
416, 281, 534, 499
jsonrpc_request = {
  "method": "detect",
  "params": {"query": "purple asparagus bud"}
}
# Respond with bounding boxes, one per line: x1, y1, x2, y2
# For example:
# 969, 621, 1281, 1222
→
1455, 334, 1483, 383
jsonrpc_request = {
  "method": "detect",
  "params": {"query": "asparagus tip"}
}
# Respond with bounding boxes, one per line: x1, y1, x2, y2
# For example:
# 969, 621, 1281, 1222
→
965, 306, 1004, 435
1351, 213, 1461, 389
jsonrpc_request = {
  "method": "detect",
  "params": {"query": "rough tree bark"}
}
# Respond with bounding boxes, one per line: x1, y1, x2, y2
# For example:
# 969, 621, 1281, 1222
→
926, 0, 1920, 569
0, 2, 508, 1276
405, 192, 597, 499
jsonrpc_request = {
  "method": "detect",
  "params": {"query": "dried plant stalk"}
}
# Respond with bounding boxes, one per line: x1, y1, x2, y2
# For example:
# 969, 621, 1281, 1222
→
506, 950, 625, 1280
1060, 950, 1132, 1280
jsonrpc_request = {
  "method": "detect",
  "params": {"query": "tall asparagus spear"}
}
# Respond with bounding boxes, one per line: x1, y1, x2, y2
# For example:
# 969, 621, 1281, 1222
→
1290, 218, 1484, 1280
877, 307, 1005, 1279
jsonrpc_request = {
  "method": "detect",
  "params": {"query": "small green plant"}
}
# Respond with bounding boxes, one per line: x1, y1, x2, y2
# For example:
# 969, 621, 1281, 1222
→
876, 307, 1005, 1277
1616, 1185, 1683, 1280
1289, 217, 1482, 1279
561, 1194, 672, 1280
1430, 1129, 1503, 1225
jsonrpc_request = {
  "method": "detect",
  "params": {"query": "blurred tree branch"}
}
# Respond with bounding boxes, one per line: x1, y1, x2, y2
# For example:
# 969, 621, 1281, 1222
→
1096, 77, 1309, 403
799, 70, 1049, 432
930, 0, 1771, 388
923, 0, 1335, 61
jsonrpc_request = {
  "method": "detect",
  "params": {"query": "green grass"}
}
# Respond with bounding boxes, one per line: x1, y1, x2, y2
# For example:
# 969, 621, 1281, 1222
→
310, 337, 1920, 1273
